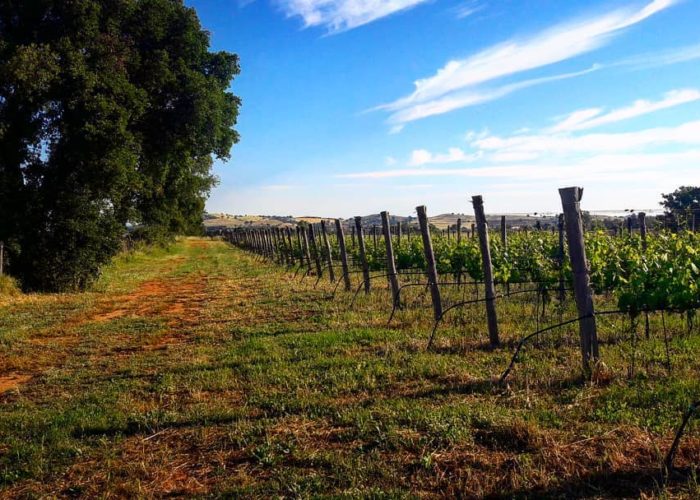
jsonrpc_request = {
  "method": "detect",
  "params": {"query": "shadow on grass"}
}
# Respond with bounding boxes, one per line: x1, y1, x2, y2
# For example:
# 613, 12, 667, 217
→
72, 411, 259, 439
404, 378, 497, 399
489, 468, 696, 499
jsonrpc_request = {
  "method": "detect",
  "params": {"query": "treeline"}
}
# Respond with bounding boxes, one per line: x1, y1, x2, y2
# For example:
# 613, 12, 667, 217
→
0, 0, 240, 291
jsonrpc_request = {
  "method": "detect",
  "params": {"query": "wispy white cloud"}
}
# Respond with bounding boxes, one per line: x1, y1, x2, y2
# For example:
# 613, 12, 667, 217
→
385, 65, 600, 125
453, 1, 483, 19
336, 150, 700, 181
549, 89, 700, 132
408, 147, 477, 166
616, 42, 700, 70
339, 117, 700, 182
472, 119, 700, 156
377, 0, 675, 126
277, 0, 430, 33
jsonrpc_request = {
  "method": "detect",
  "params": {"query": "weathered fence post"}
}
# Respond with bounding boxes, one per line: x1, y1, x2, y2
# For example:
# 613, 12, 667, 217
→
335, 219, 352, 292
472, 196, 500, 347
627, 216, 633, 236
381, 211, 401, 309
638, 212, 647, 251
320, 220, 336, 283
416, 206, 442, 322
301, 226, 313, 274
286, 228, 295, 266
308, 224, 323, 277
355, 217, 371, 294
275, 228, 284, 264
296, 226, 304, 267
500, 216, 507, 247
558, 214, 566, 302
559, 187, 599, 374
457, 218, 462, 244
471, 223, 476, 239
280, 228, 289, 265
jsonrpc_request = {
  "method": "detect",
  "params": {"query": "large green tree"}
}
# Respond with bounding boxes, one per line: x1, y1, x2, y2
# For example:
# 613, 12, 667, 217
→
660, 186, 700, 231
0, 0, 240, 291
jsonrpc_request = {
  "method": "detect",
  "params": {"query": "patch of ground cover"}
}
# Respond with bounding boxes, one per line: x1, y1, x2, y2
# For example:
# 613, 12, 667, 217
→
1, 237, 699, 497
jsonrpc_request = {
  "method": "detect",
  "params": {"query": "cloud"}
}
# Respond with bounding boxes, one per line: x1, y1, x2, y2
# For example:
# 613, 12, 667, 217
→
616, 42, 700, 70
549, 89, 700, 132
278, 0, 430, 33
384, 156, 398, 166
471, 119, 700, 156
338, 117, 700, 182
453, 1, 483, 19
408, 147, 477, 166
385, 65, 600, 125
377, 0, 675, 125
336, 150, 700, 181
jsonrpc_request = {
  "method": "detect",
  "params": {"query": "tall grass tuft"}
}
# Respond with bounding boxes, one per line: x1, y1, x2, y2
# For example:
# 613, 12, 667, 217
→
0, 274, 21, 297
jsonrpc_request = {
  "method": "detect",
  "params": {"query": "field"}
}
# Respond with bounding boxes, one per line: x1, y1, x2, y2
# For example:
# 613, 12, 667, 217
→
1, 237, 699, 497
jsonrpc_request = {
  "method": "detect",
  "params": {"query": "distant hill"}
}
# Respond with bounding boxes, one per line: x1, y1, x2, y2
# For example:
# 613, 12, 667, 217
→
203, 212, 562, 232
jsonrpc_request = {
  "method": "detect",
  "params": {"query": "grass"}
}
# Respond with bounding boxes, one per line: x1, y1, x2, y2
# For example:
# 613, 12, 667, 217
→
0, 275, 20, 298
0, 237, 699, 497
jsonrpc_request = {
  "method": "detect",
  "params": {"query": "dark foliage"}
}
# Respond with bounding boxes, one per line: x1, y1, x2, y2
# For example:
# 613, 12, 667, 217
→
660, 186, 700, 231
0, 0, 240, 290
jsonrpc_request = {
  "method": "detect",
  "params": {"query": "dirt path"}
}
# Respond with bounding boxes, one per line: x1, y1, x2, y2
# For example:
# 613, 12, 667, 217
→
0, 240, 217, 394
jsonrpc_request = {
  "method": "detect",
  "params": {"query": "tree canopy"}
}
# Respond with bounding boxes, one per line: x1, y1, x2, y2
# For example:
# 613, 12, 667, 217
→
661, 186, 700, 230
0, 0, 240, 291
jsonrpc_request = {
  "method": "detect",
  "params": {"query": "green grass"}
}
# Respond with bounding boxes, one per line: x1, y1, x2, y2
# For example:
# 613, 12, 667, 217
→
0, 237, 698, 497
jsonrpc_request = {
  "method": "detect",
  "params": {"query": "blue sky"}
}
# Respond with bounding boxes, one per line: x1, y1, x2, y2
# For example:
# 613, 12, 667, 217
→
189, 0, 700, 217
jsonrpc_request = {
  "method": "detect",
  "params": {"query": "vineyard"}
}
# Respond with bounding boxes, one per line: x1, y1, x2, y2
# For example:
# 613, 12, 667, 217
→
223, 188, 700, 487
2, 190, 700, 497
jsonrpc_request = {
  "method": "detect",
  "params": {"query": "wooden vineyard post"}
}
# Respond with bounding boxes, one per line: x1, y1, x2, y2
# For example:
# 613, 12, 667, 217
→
559, 187, 599, 374
627, 216, 633, 236
471, 223, 476, 239
275, 228, 284, 264
501, 216, 509, 295
308, 224, 323, 277
335, 219, 352, 291
320, 220, 336, 283
638, 212, 647, 251
286, 228, 295, 266
262, 229, 271, 259
301, 226, 313, 274
416, 206, 443, 322
355, 217, 371, 294
268, 229, 276, 260
457, 218, 462, 243
381, 211, 401, 309
270, 228, 277, 262
254, 229, 262, 256
500, 216, 507, 248
558, 214, 566, 303
472, 196, 500, 348
296, 226, 304, 267
280, 228, 289, 265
